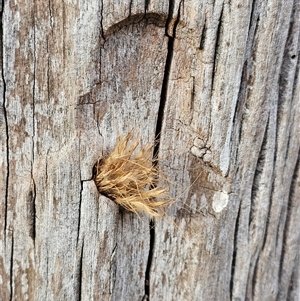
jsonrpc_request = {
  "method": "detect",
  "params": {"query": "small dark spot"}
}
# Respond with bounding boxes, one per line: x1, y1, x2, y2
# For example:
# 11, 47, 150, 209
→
291, 54, 296, 59
164, 231, 170, 242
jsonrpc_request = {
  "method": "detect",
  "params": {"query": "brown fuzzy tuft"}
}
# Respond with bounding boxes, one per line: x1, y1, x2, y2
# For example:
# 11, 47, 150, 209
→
93, 133, 170, 217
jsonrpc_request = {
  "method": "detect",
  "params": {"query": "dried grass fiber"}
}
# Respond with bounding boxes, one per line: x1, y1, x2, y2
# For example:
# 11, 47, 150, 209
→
94, 133, 170, 217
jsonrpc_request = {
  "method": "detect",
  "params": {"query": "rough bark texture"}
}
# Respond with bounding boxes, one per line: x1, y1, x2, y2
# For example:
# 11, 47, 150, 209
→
0, 0, 299, 300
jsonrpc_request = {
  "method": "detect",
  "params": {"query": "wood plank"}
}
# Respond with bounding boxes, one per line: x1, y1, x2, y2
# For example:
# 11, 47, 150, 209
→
0, 0, 299, 300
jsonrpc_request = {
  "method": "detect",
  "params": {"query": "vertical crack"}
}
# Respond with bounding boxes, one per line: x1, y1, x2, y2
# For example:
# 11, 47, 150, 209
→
199, 20, 206, 50
48, 0, 53, 30
0, 0, 9, 239
77, 180, 83, 246
32, 178, 36, 242
29, 0, 37, 248
129, 0, 133, 16
154, 0, 181, 148
211, 3, 224, 92
230, 202, 241, 299
144, 1, 182, 300
99, 0, 105, 85
100, 0, 105, 41
144, 0, 150, 14
77, 241, 84, 301
26, 178, 37, 242
144, 219, 155, 299
190, 76, 195, 114
9, 232, 14, 301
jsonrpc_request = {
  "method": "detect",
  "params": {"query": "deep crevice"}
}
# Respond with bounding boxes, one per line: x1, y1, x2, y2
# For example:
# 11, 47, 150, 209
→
9, 232, 14, 301
190, 76, 195, 114
211, 3, 224, 92
31, 2, 37, 246
144, 219, 155, 299
199, 20, 206, 50
144, 0, 150, 14
27, 178, 37, 243
229, 202, 241, 299
77, 181, 83, 246
144, 1, 182, 299
77, 241, 84, 301
153, 37, 173, 151
248, 0, 258, 38
1, 0, 9, 240
100, 0, 105, 41
165, 0, 175, 38
154, 0, 181, 150
33, 179, 36, 243
129, 0, 133, 16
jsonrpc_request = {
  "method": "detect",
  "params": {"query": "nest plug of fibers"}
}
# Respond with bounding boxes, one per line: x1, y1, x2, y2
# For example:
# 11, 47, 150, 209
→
93, 133, 170, 218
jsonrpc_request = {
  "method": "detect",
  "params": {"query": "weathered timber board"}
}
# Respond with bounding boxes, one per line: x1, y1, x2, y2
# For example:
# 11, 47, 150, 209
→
0, 0, 299, 301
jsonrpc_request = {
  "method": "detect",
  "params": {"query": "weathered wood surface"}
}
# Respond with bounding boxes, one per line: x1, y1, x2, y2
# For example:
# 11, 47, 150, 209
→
0, 0, 299, 300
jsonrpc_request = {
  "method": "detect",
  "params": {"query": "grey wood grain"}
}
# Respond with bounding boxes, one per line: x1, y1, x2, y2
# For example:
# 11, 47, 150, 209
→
0, 0, 299, 300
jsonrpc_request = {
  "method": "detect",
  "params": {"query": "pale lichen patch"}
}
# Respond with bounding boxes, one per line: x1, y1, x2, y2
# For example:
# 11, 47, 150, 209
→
212, 191, 229, 213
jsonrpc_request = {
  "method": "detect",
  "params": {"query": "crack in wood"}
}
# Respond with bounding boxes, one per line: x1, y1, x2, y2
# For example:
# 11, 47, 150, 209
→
229, 202, 241, 299
0, 0, 9, 240
26, 178, 37, 242
199, 20, 206, 50
28, 1, 37, 247
9, 232, 14, 301
144, 0, 150, 14
144, 219, 155, 300
100, 0, 105, 41
211, 3, 224, 92
248, 0, 258, 40
190, 76, 195, 115
144, 2, 183, 299
77, 241, 84, 301
77, 180, 84, 246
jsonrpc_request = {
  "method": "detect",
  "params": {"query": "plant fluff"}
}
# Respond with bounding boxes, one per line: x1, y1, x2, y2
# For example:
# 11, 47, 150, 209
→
93, 133, 170, 217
